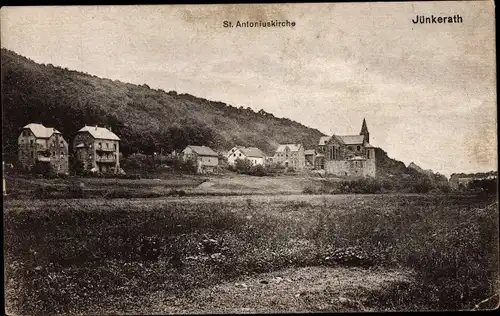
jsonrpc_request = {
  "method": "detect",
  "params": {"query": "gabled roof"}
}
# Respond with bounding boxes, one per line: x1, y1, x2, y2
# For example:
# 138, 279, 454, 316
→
338, 135, 365, 145
78, 126, 120, 141
318, 136, 331, 146
185, 145, 218, 157
275, 144, 302, 152
239, 147, 266, 158
22, 123, 61, 139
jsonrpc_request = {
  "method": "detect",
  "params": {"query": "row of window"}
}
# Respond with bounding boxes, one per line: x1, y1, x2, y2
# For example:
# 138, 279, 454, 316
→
33, 151, 65, 158
350, 161, 364, 168
276, 152, 298, 158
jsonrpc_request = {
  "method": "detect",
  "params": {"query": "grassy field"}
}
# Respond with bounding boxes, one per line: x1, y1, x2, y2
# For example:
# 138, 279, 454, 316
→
3, 193, 498, 314
4, 173, 330, 198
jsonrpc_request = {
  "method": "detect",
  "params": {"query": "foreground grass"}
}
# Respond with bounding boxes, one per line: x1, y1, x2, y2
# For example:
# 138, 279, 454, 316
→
4, 194, 499, 313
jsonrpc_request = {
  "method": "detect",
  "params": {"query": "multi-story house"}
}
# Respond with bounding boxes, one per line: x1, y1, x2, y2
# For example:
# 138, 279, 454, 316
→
18, 123, 69, 174
273, 143, 305, 170
226, 146, 267, 166
73, 125, 121, 174
182, 145, 219, 174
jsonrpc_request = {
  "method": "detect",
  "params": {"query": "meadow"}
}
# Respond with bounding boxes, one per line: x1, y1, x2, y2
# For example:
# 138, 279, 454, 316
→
4, 192, 498, 314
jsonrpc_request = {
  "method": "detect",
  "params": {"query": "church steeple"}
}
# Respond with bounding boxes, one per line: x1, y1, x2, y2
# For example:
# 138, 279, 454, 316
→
360, 118, 369, 143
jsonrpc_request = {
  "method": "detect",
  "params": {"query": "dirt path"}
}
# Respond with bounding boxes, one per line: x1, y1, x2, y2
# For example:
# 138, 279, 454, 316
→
139, 266, 414, 314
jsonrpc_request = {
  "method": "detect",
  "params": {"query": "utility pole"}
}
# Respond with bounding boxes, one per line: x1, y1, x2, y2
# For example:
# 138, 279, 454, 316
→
3, 161, 6, 196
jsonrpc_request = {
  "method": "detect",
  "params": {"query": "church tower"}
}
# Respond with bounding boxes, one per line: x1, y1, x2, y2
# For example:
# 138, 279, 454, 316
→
360, 118, 369, 144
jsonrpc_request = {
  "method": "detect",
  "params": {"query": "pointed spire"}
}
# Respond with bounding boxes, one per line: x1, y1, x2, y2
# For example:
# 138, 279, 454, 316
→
360, 118, 370, 143
360, 118, 368, 134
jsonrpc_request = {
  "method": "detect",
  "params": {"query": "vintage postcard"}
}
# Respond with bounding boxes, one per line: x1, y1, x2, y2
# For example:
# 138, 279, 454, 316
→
1, 1, 498, 314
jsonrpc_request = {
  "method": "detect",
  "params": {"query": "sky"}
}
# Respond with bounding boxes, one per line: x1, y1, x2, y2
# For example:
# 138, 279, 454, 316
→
1, 2, 497, 177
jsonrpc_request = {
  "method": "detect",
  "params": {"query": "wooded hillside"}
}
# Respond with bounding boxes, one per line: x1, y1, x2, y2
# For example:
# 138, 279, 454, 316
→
1, 48, 325, 159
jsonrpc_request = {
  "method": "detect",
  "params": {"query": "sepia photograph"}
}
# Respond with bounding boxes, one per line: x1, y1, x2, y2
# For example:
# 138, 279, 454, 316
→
1, 1, 498, 314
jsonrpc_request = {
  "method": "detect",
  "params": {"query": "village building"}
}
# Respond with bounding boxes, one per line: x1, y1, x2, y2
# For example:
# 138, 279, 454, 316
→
226, 146, 267, 166
182, 145, 219, 174
318, 118, 376, 178
273, 144, 305, 170
18, 123, 69, 174
449, 172, 498, 189
304, 149, 317, 169
73, 125, 121, 174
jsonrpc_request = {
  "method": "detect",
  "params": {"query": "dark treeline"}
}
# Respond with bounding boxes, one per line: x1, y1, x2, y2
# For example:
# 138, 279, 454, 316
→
1, 48, 325, 160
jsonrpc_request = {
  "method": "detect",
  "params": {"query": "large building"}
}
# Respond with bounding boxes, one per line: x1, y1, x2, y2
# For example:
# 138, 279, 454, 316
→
18, 123, 69, 174
273, 143, 305, 170
182, 145, 219, 174
73, 125, 121, 174
318, 118, 376, 178
226, 146, 267, 166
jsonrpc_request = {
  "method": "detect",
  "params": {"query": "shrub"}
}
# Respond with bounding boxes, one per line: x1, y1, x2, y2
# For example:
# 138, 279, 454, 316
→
234, 158, 253, 174
248, 164, 267, 177
337, 178, 382, 194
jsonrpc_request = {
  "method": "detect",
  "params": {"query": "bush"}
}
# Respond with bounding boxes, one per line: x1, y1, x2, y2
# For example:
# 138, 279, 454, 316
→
234, 158, 253, 174
31, 161, 56, 178
248, 164, 267, 177
337, 178, 382, 194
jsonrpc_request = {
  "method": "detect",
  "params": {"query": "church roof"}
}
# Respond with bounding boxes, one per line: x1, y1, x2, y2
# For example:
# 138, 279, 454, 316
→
318, 136, 331, 146
22, 123, 61, 139
338, 135, 365, 145
78, 126, 120, 141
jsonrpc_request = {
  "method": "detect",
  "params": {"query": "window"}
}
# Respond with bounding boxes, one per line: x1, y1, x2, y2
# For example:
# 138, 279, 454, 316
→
98, 142, 102, 148
52, 151, 55, 156
30, 140, 34, 145
357, 146, 361, 151
348, 146, 353, 150
233, 154, 236, 157
106, 143, 109, 149
113, 143, 117, 150
367, 151, 370, 159
239, 153, 241, 157
60, 153, 64, 158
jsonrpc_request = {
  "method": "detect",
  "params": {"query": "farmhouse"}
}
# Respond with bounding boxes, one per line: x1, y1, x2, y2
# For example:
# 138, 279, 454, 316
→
18, 123, 69, 174
317, 118, 376, 178
73, 125, 121, 174
227, 146, 267, 166
273, 143, 305, 170
182, 145, 219, 174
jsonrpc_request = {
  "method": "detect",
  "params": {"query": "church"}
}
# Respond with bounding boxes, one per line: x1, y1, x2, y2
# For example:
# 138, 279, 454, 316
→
315, 119, 376, 178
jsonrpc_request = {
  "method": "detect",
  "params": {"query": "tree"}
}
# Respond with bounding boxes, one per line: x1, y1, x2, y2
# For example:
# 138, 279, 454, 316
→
70, 156, 85, 175
234, 158, 253, 174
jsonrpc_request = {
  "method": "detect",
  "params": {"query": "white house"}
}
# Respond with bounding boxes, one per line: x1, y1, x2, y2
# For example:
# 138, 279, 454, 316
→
227, 146, 267, 166
182, 145, 219, 174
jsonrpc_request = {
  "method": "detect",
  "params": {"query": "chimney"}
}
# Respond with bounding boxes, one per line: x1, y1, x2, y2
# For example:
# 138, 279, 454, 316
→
95, 125, 98, 131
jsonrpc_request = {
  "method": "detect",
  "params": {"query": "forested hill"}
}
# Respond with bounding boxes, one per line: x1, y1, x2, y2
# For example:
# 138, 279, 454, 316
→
1, 48, 326, 158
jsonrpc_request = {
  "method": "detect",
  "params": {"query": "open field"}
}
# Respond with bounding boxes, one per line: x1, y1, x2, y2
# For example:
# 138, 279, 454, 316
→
4, 173, 332, 199
4, 193, 498, 314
